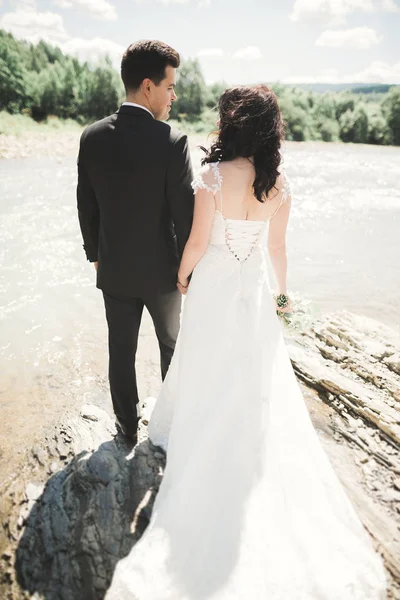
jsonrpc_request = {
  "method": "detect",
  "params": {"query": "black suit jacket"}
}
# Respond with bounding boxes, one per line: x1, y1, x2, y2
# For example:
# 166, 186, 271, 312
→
77, 105, 194, 296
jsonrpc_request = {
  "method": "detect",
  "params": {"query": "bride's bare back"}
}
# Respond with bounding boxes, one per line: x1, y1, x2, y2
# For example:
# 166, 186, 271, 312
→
215, 158, 287, 222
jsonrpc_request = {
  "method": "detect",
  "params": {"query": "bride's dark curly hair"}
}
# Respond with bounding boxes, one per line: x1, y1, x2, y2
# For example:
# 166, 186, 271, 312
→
201, 85, 285, 202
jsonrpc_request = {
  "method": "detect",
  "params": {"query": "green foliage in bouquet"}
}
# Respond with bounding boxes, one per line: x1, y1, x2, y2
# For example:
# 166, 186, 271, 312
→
275, 293, 315, 334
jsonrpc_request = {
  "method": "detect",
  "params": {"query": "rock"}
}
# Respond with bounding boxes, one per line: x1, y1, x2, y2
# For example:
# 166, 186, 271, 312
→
0, 130, 82, 161
24, 483, 44, 502
289, 311, 400, 449
384, 354, 400, 376
31, 445, 47, 467
153, 452, 165, 460
1, 405, 165, 600
381, 489, 400, 503
358, 451, 369, 464
80, 403, 103, 422
49, 461, 59, 474
1, 310, 400, 598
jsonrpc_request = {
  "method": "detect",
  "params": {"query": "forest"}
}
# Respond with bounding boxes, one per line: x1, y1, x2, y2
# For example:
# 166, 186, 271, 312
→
1, 28, 399, 145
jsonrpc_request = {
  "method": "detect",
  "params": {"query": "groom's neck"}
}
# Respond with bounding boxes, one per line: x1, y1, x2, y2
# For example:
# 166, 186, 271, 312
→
125, 92, 152, 114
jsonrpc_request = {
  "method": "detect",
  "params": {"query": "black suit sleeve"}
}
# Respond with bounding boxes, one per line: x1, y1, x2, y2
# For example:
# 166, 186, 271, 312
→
77, 131, 100, 262
165, 133, 195, 258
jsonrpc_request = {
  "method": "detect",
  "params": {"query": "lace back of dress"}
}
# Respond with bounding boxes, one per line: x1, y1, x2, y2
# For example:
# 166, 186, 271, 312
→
191, 161, 291, 264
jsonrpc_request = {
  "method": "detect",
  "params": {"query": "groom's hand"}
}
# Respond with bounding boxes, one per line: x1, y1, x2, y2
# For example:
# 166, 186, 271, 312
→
177, 275, 189, 295
93, 261, 98, 271
177, 281, 188, 295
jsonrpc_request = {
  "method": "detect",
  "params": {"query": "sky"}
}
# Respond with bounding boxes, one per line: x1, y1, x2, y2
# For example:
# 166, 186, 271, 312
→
1, 0, 399, 84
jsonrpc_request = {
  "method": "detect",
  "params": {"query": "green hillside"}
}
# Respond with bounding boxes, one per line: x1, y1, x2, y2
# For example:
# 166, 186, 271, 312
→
0, 29, 399, 145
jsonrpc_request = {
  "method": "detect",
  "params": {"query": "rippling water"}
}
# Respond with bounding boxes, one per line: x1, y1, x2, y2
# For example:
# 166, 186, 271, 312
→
0, 141, 399, 485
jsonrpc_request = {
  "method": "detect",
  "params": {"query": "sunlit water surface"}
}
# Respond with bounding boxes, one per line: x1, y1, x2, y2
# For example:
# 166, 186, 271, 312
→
0, 141, 399, 483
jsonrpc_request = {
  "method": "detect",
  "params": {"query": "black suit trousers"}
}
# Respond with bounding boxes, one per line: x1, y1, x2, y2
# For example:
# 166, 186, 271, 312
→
103, 289, 181, 433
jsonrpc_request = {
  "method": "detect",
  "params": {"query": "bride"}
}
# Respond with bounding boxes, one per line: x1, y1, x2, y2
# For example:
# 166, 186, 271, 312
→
106, 85, 386, 599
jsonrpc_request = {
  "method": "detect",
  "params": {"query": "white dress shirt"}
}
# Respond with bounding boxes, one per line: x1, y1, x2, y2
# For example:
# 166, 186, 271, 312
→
122, 102, 154, 118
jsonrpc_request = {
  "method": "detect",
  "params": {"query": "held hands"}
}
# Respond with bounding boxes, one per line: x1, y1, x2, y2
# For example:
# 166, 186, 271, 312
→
177, 273, 189, 295
93, 261, 98, 271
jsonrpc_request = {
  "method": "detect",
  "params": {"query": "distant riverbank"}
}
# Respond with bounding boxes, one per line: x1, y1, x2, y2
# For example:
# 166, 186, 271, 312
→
0, 112, 83, 160
2, 111, 400, 161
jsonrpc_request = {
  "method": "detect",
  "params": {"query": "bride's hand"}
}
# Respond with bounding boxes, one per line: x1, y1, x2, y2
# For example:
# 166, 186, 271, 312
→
276, 302, 293, 313
177, 276, 189, 295
275, 295, 293, 313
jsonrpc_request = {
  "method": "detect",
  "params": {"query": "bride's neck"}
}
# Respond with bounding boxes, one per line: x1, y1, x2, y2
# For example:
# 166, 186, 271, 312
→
230, 156, 254, 167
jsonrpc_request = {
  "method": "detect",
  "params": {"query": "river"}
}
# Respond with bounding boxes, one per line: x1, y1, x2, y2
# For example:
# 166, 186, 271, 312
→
0, 140, 399, 491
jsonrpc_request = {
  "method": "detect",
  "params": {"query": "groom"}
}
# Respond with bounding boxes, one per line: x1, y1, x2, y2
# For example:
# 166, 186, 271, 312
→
77, 40, 194, 445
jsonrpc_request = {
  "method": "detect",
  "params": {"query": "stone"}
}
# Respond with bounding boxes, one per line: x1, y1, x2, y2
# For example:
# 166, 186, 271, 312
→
80, 403, 103, 422
153, 452, 165, 460
384, 354, 400, 376
25, 482, 44, 502
31, 445, 47, 467
358, 451, 369, 464
2, 309, 400, 598
381, 489, 400, 503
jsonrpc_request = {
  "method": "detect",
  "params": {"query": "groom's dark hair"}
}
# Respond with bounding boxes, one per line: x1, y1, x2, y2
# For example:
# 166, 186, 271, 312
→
121, 40, 180, 92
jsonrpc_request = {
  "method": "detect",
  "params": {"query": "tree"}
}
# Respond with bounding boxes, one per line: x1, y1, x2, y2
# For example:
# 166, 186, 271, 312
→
311, 93, 339, 141
319, 119, 340, 142
339, 106, 368, 143
170, 58, 206, 121
31, 63, 64, 119
0, 31, 29, 112
80, 60, 123, 121
0, 27, 398, 144
335, 94, 355, 121
205, 81, 227, 109
366, 106, 390, 145
383, 86, 400, 145
278, 92, 311, 141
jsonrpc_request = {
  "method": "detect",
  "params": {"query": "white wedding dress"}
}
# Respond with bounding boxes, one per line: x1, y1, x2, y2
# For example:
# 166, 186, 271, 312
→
106, 163, 386, 600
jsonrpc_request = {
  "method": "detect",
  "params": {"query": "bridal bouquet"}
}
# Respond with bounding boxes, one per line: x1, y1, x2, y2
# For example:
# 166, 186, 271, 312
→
274, 292, 315, 333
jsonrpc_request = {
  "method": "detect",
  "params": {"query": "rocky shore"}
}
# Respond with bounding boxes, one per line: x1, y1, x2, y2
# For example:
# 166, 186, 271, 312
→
0, 131, 82, 160
0, 311, 399, 599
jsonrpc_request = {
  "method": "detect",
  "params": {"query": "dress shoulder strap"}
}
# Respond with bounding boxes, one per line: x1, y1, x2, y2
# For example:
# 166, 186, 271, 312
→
269, 169, 292, 220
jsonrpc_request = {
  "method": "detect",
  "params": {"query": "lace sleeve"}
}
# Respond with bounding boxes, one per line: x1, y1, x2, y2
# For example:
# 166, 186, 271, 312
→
281, 170, 292, 203
191, 163, 223, 195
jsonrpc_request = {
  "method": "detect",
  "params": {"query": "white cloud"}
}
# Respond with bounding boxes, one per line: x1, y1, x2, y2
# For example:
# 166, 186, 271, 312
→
0, 9, 68, 41
351, 60, 400, 83
53, 0, 73, 7
17, 0, 38, 10
380, 0, 400, 10
61, 37, 124, 68
0, 4, 122, 64
316, 26, 382, 49
136, 0, 209, 4
53, 0, 117, 20
232, 46, 262, 60
197, 47, 224, 57
283, 60, 400, 84
290, 0, 380, 23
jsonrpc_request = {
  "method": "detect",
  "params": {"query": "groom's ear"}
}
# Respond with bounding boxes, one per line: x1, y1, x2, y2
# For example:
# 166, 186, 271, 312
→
142, 78, 153, 97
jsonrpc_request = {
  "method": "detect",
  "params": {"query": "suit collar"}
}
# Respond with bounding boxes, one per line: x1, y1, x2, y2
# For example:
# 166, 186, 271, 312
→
116, 105, 154, 119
